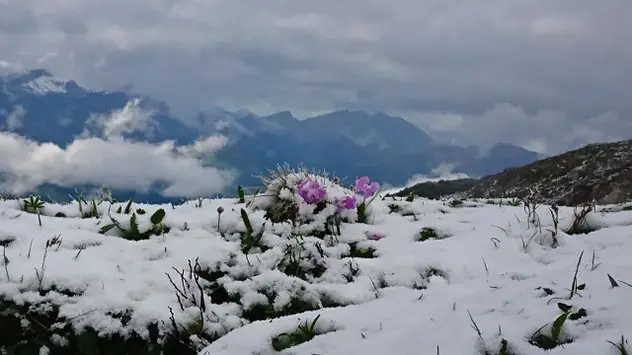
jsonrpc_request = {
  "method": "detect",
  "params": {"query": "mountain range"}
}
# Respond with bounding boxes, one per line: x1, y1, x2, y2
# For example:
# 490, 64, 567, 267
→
0, 69, 542, 202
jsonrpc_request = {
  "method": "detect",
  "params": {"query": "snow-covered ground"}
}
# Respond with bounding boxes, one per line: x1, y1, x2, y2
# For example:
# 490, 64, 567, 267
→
1, 172, 631, 355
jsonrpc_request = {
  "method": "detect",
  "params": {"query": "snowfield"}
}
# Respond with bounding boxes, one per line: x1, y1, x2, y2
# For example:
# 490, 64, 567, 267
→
1, 171, 631, 355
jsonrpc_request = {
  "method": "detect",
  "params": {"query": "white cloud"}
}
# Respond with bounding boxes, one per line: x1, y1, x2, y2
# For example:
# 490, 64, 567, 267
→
0, 0, 630, 152
406, 163, 470, 186
405, 103, 632, 154
0, 102, 234, 197
2, 105, 26, 131
84, 98, 155, 139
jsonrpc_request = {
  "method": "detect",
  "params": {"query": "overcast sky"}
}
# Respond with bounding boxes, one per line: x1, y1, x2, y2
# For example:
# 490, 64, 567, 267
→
1, 0, 631, 154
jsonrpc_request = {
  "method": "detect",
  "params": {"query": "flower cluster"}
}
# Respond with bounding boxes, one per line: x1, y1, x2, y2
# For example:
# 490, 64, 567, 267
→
296, 176, 380, 213
297, 179, 327, 204
334, 195, 357, 210
354, 176, 380, 198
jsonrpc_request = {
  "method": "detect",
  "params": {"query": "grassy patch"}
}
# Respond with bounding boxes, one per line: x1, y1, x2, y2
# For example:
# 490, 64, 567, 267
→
417, 227, 450, 242
271, 315, 332, 351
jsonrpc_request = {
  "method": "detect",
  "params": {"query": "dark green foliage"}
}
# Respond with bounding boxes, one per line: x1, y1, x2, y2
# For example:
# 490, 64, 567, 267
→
271, 315, 324, 351
418, 227, 441, 241
347, 242, 376, 258
0, 296, 200, 355
240, 209, 266, 253
387, 203, 402, 214
237, 185, 245, 203
264, 199, 299, 224
99, 209, 169, 241
242, 297, 320, 323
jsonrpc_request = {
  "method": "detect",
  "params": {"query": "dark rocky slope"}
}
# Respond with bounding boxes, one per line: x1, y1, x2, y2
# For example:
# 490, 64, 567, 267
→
467, 139, 632, 205
394, 139, 632, 206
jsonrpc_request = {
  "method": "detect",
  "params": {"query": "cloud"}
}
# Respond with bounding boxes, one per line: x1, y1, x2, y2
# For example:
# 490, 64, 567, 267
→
404, 103, 632, 154
0, 0, 631, 152
1, 105, 26, 131
84, 98, 156, 139
406, 163, 471, 187
0, 102, 234, 197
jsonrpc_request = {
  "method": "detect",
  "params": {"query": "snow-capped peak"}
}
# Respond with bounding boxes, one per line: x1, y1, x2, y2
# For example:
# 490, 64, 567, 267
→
1, 68, 79, 96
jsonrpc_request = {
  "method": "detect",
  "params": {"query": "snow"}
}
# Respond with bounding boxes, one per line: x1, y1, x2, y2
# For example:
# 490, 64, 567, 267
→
24, 75, 68, 95
1, 173, 632, 355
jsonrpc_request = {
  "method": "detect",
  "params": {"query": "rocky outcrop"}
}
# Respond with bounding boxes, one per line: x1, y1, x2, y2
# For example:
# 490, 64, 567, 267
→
466, 139, 632, 206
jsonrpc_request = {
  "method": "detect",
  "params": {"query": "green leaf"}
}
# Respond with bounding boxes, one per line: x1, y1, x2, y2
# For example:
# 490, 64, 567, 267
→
557, 302, 572, 313
129, 213, 140, 238
150, 208, 166, 225
551, 312, 569, 341
238, 185, 245, 203
240, 208, 253, 235
124, 199, 133, 214
569, 308, 587, 320
98, 224, 117, 234
542, 287, 555, 295
498, 339, 509, 355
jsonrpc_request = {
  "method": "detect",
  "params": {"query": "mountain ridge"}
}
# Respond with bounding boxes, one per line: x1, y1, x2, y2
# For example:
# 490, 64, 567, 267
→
0, 68, 542, 201
392, 139, 632, 206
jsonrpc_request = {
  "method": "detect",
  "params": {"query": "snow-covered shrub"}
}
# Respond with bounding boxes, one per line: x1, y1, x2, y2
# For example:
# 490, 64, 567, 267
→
253, 165, 381, 236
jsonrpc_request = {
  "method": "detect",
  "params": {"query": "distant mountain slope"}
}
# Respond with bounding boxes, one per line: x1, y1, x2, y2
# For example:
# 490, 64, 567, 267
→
0, 69, 198, 146
467, 139, 632, 205
208, 110, 540, 186
1, 68, 542, 202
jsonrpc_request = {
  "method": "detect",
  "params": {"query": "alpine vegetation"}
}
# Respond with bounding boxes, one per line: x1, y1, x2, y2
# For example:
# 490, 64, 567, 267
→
0, 165, 631, 355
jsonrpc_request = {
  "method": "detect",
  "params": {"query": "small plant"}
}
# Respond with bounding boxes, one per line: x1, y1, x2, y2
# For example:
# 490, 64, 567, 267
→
271, 315, 322, 351
608, 335, 630, 355
34, 235, 63, 290
566, 204, 596, 235
354, 176, 380, 223
71, 186, 113, 218
520, 189, 541, 230
528, 303, 586, 350
448, 199, 464, 207
216, 206, 224, 231
418, 227, 445, 242
342, 260, 360, 282
240, 209, 265, 254
237, 185, 245, 203
387, 203, 402, 214
546, 204, 560, 248
467, 311, 518, 355
347, 242, 376, 258
21, 195, 44, 226
115, 199, 134, 214
99, 208, 169, 241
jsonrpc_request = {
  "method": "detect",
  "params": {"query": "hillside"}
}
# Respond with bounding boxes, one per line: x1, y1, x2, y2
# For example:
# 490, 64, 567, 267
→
466, 139, 632, 205
392, 139, 632, 207
1, 169, 631, 354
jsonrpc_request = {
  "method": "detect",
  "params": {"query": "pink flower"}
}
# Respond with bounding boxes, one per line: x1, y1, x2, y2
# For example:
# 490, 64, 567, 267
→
366, 231, 385, 241
354, 176, 380, 197
335, 195, 357, 210
297, 179, 326, 204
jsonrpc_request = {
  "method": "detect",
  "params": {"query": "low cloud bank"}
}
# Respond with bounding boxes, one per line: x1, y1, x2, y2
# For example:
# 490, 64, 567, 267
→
405, 163, 471, 187
0, 101, 235, 197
